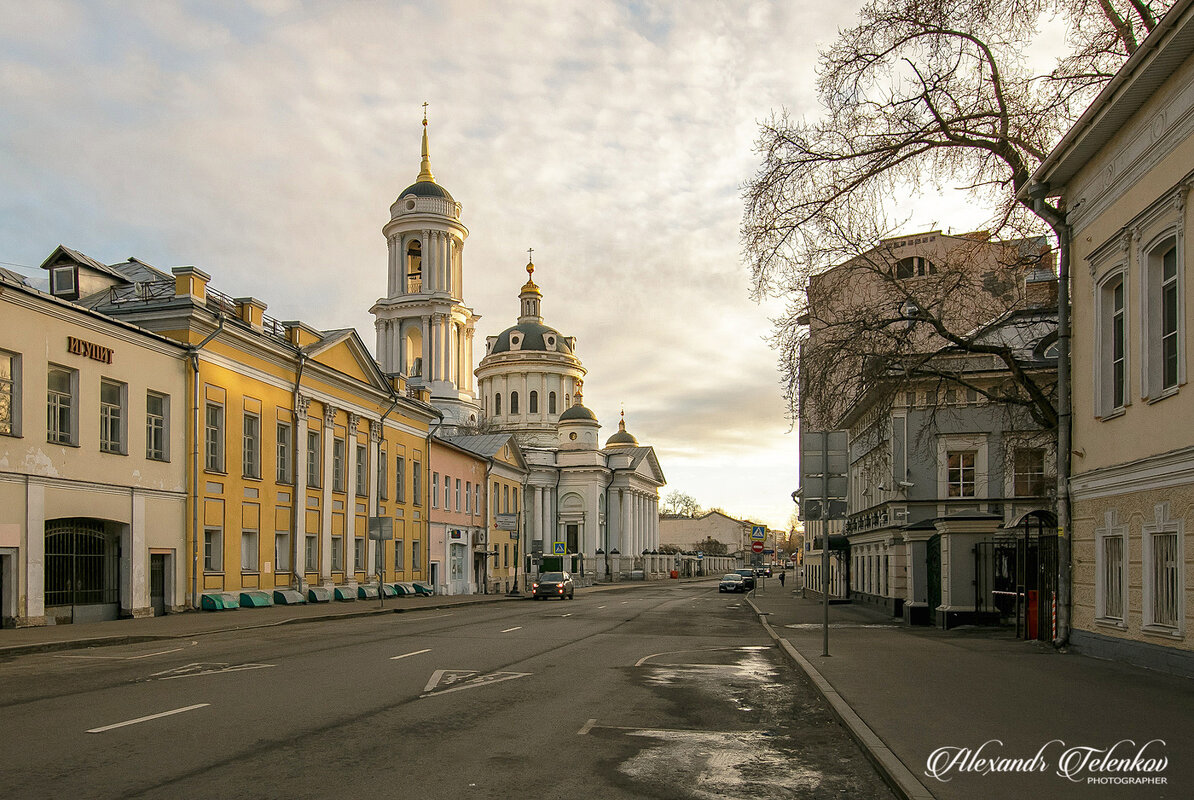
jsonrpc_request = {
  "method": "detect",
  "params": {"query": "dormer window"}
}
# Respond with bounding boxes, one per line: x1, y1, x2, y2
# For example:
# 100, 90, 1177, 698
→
510, 334, 521, 350
546, 336, 555, 348
894, 256, 936, 279
51, 266, 78, 298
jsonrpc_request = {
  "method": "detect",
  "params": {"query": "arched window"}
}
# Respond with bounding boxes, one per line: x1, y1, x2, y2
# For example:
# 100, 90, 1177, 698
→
495, 393, 502, 415
565, 393, 570, 408
406, 239, 422, 292
510, 391, 520, 414
529, 391, 538, 413
549, 392, 557, 414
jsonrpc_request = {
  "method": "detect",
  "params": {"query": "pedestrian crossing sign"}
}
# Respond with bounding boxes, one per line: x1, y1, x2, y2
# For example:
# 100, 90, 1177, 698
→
553, 542, 566, 554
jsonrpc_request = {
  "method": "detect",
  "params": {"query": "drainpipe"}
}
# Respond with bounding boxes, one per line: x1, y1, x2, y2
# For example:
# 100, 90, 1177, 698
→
1029, 182, 1072, 648
483, 460, 493, 594
290, 351, 308, 594
601, 468, 616, 580
425, 408, 444, 589
188, 315, 225, 610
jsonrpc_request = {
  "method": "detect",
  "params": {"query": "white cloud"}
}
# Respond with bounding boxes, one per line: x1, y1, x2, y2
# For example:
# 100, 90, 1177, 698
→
0, 0, 870, 528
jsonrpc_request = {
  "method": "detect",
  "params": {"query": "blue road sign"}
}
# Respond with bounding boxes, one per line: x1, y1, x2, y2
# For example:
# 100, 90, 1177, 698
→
553, 542, 566, 554
750, 525, 766, 541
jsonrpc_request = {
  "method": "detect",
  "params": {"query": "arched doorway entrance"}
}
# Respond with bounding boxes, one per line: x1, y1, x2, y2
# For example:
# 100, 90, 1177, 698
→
44, 519, 120, 624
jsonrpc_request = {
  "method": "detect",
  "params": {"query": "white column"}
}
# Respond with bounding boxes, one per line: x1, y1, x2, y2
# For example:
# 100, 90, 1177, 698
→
346, 415, 362, 584
440, 232, 450, 293
25, 481, 45, 620
294, 397, 310, 581
321, 405, 335, 584
368, 421, 381, 581
424, 230, 435, 293
531, 487, 543, 549
421, 316, 431, 380
130, 490, 147, 614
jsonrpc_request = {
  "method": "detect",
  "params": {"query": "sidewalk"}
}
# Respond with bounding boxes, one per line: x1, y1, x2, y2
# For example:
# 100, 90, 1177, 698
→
0, 576, 717, 660
747, 581, 1193, 800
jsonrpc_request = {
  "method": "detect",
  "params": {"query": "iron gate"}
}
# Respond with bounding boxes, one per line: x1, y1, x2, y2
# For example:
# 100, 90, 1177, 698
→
974, 514, 1058, 641
44, 519, 119, 620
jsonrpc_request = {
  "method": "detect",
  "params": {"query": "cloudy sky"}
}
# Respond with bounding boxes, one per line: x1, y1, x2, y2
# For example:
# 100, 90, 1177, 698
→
0, 0, 1000, 530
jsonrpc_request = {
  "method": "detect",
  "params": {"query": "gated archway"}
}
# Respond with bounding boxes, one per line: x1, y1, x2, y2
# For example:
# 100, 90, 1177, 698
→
44, 519, 120, 623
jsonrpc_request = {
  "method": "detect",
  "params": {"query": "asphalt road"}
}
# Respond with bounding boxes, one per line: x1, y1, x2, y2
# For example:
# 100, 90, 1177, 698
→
0, 583, 895, 799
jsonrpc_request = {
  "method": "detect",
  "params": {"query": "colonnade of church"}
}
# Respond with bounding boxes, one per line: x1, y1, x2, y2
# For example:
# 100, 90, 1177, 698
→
482, 371, 575, 421
387, 229, 463, 299
522, 485, 659, 559
375, 315, 474, 391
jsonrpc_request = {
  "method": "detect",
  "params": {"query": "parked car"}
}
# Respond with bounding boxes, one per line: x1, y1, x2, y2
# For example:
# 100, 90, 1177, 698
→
733, 568, 757, 590
719, 573, 747, 593
532, 571, 575, 600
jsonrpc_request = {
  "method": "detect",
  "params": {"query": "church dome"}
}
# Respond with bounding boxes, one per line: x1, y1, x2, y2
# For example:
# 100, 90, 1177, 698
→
560, 403, 597, 422
489, 321, 573, 355
605, 411, 638, 446
398, 180, 455, 202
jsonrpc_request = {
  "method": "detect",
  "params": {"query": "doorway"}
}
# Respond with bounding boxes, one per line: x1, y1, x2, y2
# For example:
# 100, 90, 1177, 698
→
44, 519, 120, 624
150, 553, 167, 616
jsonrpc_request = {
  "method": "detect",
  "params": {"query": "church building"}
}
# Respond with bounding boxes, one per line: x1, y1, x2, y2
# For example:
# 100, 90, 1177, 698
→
371, 116, 665, 585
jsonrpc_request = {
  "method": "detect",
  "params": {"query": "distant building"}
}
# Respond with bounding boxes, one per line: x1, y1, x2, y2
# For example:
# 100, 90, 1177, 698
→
371, 118, 667, 583
1028, 0, 1194, 675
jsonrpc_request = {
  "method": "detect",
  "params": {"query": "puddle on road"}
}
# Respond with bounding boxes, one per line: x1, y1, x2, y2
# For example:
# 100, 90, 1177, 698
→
619, 729, 822, 799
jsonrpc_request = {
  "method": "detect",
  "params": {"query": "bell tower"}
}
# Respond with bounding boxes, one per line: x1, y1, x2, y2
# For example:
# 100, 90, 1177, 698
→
370, 109, 481, 428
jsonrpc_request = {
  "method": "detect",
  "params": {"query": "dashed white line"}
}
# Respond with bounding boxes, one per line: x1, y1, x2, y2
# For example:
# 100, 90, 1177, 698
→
577, 718, 597, 735
391, 648, 432, 660
87, 703, 210, 733
501, 626, 522, 633
596, 605, 606, 609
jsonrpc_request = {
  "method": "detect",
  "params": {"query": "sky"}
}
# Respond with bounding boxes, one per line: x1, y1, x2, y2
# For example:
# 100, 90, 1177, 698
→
0, 0, 1005, 530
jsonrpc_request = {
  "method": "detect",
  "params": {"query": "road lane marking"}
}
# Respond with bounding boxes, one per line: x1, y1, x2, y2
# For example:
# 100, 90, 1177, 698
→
500, 626, 522, 633
87, 703, 209, 733
54, 646, 187, 661
391, 648, 432, 660
578, 718, 597, 735
150, 662, 275, 680
596, 605, 606, 609
421, 669, 531, 697
634, 646, 756, 667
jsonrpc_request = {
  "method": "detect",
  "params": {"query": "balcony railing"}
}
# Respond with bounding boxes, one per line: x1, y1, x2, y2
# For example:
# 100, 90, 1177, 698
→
106, 280, 174, 305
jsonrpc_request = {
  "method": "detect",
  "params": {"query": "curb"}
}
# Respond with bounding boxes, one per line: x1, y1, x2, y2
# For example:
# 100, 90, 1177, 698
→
747, 596, 936, 800
0, 595, 521, 660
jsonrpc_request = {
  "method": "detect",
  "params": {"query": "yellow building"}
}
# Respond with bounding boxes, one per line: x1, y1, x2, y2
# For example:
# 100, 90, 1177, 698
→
65, 251, 438, 605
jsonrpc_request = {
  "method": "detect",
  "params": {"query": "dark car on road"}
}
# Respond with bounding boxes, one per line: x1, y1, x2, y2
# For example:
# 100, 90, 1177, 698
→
719, 573, 747, 593
532, 571, 575, 600
733, 568, 758, 590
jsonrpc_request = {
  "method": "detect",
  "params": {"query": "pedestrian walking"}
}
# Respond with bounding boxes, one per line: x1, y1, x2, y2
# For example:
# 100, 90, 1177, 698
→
778, 571, 786, 588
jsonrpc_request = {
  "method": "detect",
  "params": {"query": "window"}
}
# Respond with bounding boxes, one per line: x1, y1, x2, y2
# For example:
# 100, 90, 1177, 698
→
379, 448, 388, 501
276, 422, 292, 483
413, 539, 422, 570
241, 530, 259, 571
455, 478, 461, 511
394, 538, 405, 570
1143, 504, 1183, 632
354, 537, 365, 571
50, 265, 76, 296
0, 350, 18, 436
204, 527, 223, 572
242, 412, 260, 478
204, 402, 224, 471
474, 484, 480, 514
1096, 511, 1126, 623
465, 481, 471, 513
406, 239, 422, 292
1145, 239, 1183, 396
503, 484, 509, 513
146, 392, 168, 460
99, 380, 125, 454
946, 451, 976, 497
331, 535, 343, 571
275, 531, 291, 573
413, 461, 422, 505
894, 256, 936, 278
549, 392, 557, 414
432, 471, 439, 508
504, 543, 509, 568
305, 534, 318, 571
511, 391, 519, 414
1097, 274, 1128, 415
332, 437, 346, 492
529, 391, 538, 413
513, 487, 519, 514
493, 483, 499, 516
1013, 449, 1047, 497
396, 455, 406, 502
356, 444, 367, 495
47, 366, 76, 445
443, 474, 450, 509
307, 431, 321, 487
495, 393, 502, 415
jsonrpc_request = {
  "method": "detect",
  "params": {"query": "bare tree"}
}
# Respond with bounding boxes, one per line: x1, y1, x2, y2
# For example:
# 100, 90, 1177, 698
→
743, 0, 1170, 426
662, 490, 702, 517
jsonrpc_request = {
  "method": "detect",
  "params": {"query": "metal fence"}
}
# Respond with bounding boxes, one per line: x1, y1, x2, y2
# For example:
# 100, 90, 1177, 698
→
974, 518, 1058, 641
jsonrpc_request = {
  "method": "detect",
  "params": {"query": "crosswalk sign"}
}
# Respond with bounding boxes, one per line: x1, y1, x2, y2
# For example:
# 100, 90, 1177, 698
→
553, 542, 566, 554
751, 525, 766, 541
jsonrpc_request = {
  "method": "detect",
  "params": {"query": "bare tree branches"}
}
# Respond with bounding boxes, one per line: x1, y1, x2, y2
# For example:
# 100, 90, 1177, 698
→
743, 0, 1172, 428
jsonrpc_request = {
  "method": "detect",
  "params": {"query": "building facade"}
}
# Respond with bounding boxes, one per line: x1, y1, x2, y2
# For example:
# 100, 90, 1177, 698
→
1, 265, 188, 626
64, 249, 438, 608
1030, 0, 1194, 674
